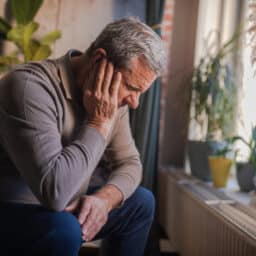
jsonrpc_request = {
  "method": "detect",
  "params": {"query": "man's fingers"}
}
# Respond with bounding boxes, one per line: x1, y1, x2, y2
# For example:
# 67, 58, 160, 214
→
82, 213, 106, 241
84, 223, 101, 242
79, 195, 109, 241
78, 201, 91, 225
82, 209, 98, 234
110, 71, 122, 97
94, 58, 107, 93
102, 62, 114, 94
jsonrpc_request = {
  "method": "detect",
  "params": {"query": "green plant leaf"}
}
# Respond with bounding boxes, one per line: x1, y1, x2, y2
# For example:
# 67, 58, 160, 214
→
24, 39, 41, 62
11, 0, 43, 25
0, 55, 21, 73
7, 22, 39, 61
0, 55, 20, 64
32, 44, 51, 61
0, 17, 11, 36
219, 30, 241, 57
7, 25, 25, 47
40, 30, 61, 45
23, 22, 39, 61
191, 30, 241, 140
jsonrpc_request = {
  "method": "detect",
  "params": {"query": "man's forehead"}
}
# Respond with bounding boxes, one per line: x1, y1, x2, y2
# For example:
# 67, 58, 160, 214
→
129, 64, 156, 83
118, 56, 157, 89
122, 69, 145, 89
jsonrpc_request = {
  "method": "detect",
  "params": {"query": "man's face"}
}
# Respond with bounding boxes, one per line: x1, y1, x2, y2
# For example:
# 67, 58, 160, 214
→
116, 57, 157, 109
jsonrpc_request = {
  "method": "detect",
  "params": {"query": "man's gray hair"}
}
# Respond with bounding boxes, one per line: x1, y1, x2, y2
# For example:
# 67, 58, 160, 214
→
87, 17, 166, 75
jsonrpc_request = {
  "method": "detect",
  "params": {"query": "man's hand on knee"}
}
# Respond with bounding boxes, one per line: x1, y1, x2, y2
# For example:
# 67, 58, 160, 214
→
65, 195, 109, 241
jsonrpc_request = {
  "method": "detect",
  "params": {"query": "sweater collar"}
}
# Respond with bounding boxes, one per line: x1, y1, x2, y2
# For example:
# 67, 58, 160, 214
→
57, 49, 82, 100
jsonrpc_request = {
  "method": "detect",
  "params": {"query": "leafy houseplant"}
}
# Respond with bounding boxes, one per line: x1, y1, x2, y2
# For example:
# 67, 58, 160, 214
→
0, 0, 61, 73
188, 32, 239, 181
232, 126, 256, 192
192, 32, 239, 140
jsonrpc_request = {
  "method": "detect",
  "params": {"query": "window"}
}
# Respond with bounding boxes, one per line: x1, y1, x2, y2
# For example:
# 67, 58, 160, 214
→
236, 0, 256, 160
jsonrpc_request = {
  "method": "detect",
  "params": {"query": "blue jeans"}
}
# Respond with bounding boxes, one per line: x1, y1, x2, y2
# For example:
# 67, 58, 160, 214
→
0, 186, 155, 256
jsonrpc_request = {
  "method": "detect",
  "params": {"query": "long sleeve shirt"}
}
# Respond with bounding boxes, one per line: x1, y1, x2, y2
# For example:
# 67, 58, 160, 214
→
0, 50, 142, 211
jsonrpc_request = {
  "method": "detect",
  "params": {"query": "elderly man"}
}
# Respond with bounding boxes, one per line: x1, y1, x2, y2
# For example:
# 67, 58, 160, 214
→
0, 17, 165, 256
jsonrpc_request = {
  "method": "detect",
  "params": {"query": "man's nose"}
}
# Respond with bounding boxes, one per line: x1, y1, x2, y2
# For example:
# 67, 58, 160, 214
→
128, 94, 140, 109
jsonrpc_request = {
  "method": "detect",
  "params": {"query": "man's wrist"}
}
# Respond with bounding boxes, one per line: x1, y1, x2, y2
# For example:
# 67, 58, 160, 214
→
87, 122, 111, 139
94, 184, 123, 212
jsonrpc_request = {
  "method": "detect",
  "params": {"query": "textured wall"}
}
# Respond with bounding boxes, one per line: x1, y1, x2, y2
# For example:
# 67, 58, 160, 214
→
37, 0, 115, 57
0, 0, 5, 16
0, 0, 145, 57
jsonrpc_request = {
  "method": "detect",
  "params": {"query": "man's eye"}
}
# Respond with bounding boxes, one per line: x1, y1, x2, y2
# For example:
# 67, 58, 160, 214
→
126, 84, 133, 91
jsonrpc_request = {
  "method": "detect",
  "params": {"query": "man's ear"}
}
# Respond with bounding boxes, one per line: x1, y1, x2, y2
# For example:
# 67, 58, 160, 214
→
91, 48, 107, 64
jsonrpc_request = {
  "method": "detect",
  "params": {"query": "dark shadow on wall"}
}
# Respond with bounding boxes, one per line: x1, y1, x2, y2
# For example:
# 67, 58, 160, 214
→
113, 0, 146, 21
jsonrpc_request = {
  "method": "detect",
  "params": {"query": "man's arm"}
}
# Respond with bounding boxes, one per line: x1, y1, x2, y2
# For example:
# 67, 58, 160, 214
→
70, 106, 142, 242
84, 105, 142, 213
0, 59, 121, 211
63, 58, 125, 241
0, 70, 107, 211
104, 105, 143, 204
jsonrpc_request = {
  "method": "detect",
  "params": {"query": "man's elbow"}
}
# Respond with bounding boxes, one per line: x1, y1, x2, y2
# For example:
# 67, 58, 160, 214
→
39, 184, 69, 212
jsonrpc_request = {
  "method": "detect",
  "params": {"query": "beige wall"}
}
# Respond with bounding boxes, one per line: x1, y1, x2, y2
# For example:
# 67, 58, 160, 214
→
0, 0, 113, 57
0, 0, 145, 57
36, 0, 115, 57
0, 0, 5, 16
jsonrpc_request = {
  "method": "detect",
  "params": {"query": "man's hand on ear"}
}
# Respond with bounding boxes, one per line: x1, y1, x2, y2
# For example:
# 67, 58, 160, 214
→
82, 58, 122, 139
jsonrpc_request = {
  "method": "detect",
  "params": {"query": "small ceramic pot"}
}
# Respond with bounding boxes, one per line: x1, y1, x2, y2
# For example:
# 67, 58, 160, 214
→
236, 162, 256, 192
208, 156, 233, 188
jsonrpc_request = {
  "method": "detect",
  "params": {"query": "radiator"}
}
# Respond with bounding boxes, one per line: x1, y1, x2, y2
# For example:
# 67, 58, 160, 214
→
158, 168, 256, 256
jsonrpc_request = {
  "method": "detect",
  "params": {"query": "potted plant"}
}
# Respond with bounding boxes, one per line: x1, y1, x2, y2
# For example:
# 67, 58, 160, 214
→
232, 126, 256, 192
187, 31, 239, 181
0, 0, 61, 74
208, 138, 236, 188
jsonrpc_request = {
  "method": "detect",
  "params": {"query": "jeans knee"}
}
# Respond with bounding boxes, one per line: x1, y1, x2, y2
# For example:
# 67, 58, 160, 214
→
47, 211, 82, 252
133, 187, 155, 221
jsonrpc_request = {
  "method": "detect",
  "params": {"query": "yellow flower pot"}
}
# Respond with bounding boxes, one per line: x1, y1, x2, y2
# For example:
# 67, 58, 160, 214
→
208, 156, 233, 188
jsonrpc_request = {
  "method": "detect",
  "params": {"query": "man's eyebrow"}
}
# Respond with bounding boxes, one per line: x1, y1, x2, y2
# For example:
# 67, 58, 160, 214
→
126, 83, 142, 92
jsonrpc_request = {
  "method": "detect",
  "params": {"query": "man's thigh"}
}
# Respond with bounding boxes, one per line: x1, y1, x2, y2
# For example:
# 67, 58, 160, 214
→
0, 186, 154, 254
0, 202, 82, 255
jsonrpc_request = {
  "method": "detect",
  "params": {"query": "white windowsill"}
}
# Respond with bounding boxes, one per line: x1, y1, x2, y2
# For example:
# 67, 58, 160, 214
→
204, 173, 255, 208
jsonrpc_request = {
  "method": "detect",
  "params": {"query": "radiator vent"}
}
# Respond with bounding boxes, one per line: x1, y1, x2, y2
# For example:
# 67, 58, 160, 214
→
158, 168, 256, 256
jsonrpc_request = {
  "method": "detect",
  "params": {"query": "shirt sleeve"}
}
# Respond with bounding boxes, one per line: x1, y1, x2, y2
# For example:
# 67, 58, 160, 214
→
0, 70, 107, 211
105, 106, 143, 202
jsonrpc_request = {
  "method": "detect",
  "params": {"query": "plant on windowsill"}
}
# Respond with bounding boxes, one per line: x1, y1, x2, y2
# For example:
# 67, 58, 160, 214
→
208, 138, 237, 188
231, 126, 256, 192
187, 31, 240, 182
0, 0, 61, 74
